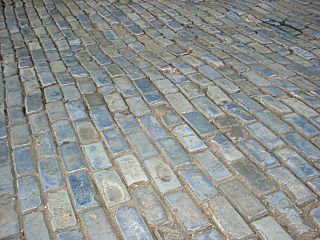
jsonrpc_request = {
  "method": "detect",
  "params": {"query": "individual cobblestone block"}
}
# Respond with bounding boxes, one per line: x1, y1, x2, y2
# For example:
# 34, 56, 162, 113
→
211, 134, 243, 164
166, 93, 194, 113
179, 166, 218, 202
13, 146, 35, 176
155, 222, 187, 240
174, 124, 206, 153
252, 216, 293, 240
102, 127, 129, 156
0, 140, 9, 165
114, 112, 140, 134
219, 178, 267, 221
284, 132, 320, 161
183, 111, 217, 137
53, 120, 76, 143
266, 192, 315, 239
128, 131, 158, 159
0, 166, 14, 195
140, 115, 170, 140
157, 137, 191, 168
11, 123, 31, 147
247, 122, 284, 150
56, 229, 84, 240
232, 160, 276, 197
74, 120, 100, 144
239, 139, 279, 169
28, 112, 49, 133
207, 195, 253, 239
257, 95, 292, 114
282, 98, 318, 119
90, 106, 114, 130
207, 85, 232, 105
83, 142, 112, 171
126, 96, 150, 116
94, 169, 130, 208
232, 92, 264, 113
36, 132, 56, 158
166, 190, 209, 232
65, 101, 88, 121
81, 207, 117, 240
255, 110, 292, 135
18, 175, 41, 212
25, 92, 43, 113
24, 212, 50, 240
133, 186, 168, 225
192, 96, 224, 119
267, 167, 317, 206
48, 190, 77, 230
284, 113, 320, 138
116, 205, 153, 240
68, 171, 97, 210
46, 101, 68, 122
60, 142, 86, 172
144, 157, 181, 193
39, 157, 63, 192
0, 194, 19, 239
223, 103, 255, 124
275, 147, 320, 181
115, 154, 148, 186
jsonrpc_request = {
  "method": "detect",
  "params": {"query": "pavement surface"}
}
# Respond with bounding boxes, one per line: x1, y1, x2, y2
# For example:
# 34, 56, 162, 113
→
0, 0, 320, 239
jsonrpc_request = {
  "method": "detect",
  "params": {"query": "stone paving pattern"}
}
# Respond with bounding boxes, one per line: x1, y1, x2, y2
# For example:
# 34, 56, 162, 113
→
0, 0, 320, 239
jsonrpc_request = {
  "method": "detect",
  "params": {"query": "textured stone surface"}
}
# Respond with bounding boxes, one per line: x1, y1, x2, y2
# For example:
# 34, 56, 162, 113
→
1, 0, 320, 239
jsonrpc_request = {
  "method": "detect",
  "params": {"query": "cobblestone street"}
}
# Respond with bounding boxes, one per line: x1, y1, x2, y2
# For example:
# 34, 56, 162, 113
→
1, 0, 320, 239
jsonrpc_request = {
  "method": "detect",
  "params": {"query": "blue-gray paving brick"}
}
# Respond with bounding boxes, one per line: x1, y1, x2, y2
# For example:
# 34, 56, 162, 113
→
69, 65, 88, 77
133, 186, 169, 225
25, 93, 43, 114
66, 101, 88, 121
284, 132, 320, 161
56, 229, 84, 240
239, 139, 279, 169
157, 137, 191, 168
116, 205, 153, 240
37, 132, 56, 158
114, 112, 140, 134
208, 195, 253, 239
309, 207, 320, 229
126, 96, 150, 116
53, 120, 76, 143
166, 93, 194, 114
255, 110, 292, 135
192, 96, 224, 119
179, 166, 218, 202
102, 127, 129, 156
247, 122, 284, 150
183, 111, 216, 137
90, 106, 114, 130
232, 160, 276, 197
144, 91, 165, 105
83, 142, 112, 171
60, 142, 86, 172
0, 140, 9, 165
177, 82, 204, 99
37, 156, 61, 190
219, 178, 267, 221
192, 228, 224, 240
282, 98, 318, 119
258, 95, 292, 114
68, 171, 97, 210
232, 92, 264, 113
274, 147, 320, 181
223, 102, 255, 123
135, 78, 157, 94
24, 212, 50, 240
166, 190, 209, 232
284, 113, 320, 138
0, 194, 19, 239
28, 112, 49, 133
199, 65, 222, 80
252, 216, 293, 240
266, 192, 316, 239
211, 134, 243, 164
11, 123, 31, 147
155, 222, 187, 240
13, 146, 36, 176
144, 157, 181, 193
128, 131, 158, 159
267, 167, 317, 206
174, 124, 207, 153
94, 169, 130, 208
61, 85, 81, 101
46, 101, 68, 122
140, 115, 170, 140
74, 120, 99, 144
81, 207, 117, 240
48, 190, 77, 230
0, 166, 14, 195
194, 150, 232, 182
18, 175, 41, 212
44, 84, 63, 102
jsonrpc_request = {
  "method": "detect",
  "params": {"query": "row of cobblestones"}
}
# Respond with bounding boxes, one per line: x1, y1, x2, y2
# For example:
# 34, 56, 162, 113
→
0, 0, 320, 239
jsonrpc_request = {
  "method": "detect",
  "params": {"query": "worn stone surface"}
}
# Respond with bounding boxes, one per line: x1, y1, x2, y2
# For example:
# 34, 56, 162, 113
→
1, 0, 320, 239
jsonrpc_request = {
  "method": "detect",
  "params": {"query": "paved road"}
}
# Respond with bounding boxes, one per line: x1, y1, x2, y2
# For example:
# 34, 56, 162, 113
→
0, 0, 320, 239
